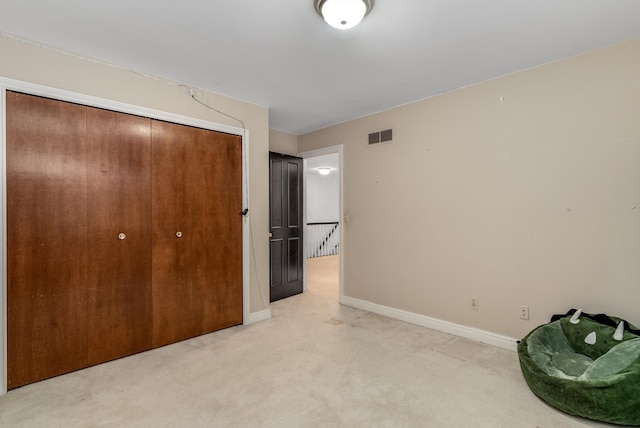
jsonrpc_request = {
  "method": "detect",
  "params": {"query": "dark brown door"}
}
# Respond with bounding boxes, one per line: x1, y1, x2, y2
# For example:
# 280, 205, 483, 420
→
269, 152, 304, 302
151, 121, 243, 347
6, 92, 89, 388
86, 107, 153, 365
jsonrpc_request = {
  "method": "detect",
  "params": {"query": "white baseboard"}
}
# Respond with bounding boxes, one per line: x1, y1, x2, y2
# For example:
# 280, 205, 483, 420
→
245, 308, 272, 325
340, 296, 518, 352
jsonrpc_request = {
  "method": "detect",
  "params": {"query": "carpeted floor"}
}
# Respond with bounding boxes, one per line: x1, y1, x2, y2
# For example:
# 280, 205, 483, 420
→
0, 255, 617, 427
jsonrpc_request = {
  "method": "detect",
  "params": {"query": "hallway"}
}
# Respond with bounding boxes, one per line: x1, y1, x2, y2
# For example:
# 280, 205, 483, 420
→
306, 254, 339, 299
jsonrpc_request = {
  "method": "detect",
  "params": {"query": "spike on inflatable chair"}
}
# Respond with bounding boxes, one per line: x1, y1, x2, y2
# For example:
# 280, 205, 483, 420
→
518, 309, 640, 426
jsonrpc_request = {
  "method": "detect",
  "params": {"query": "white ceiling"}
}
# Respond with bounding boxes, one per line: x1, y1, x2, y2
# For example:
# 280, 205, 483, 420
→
2, 1, 640, 135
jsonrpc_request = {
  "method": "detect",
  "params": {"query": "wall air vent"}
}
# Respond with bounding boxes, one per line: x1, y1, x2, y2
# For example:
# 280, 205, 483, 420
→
368, 129, 393, 146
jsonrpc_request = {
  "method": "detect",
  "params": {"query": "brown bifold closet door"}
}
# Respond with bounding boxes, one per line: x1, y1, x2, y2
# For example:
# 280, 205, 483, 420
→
86, 108, 152, 366
6, 92, 89, 388
151, 121, 243, 348
6, 91, 243, 388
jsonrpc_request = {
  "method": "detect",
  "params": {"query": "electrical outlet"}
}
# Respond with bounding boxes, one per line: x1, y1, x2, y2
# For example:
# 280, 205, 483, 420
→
470, 297, 478, 310
520, 305, 529, 320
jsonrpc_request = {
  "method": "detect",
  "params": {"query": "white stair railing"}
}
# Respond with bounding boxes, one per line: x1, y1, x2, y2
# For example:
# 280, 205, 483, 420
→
306, 222, 340, 258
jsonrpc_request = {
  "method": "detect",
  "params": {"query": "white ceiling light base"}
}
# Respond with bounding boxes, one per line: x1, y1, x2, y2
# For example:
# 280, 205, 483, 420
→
315, 0, 373, 30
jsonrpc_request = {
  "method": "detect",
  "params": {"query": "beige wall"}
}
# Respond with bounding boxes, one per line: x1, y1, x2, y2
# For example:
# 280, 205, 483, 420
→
269, 129, 298, 155
299, 38, 640, 339
0, 34, 271, 314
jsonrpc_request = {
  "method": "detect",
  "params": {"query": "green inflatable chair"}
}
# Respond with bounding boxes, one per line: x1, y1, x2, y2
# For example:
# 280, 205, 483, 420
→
518, 309, 640, 426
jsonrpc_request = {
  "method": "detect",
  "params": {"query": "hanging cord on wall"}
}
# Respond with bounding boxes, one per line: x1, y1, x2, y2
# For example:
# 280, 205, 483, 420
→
128, 65, 269, 312
186, 87, 246, 130
174, 87, 271, 312
2, 31, 270, 311
152, 86, 270, 312
181, 87, 249, 212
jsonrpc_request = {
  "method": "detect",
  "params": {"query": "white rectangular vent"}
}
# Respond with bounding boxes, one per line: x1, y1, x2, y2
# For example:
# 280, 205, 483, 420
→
368, 129, 393, 145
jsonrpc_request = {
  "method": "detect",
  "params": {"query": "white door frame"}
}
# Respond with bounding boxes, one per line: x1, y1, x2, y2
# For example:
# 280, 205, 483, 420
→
298, 145, 344, 301
0, 78, 251, 396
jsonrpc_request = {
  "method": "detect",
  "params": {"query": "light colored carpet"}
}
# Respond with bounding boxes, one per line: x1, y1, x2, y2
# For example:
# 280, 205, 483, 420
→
0, 255, 617, 427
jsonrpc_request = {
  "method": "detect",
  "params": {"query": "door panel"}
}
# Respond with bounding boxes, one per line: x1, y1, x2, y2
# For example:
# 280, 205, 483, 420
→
86, 107, 153, 365
270, 159, 283, 229
269, 152, 304, 302
151, 121, 206, 346
287, 162, 301, 228
288, 237, 301, 282
270, 239, 284, 288
151, 122, 243, 347
199, 132, 243, 332
6, 92, 89, 388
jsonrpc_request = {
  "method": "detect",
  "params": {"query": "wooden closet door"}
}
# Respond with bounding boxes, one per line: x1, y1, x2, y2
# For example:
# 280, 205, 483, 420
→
6, 92, 89, 388
199, 131, 243, 333
86, 108, 152, 365
151, 121, 243, 347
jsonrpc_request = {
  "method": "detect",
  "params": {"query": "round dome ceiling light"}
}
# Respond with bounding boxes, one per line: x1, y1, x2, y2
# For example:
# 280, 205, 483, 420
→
315, 0, 373, 30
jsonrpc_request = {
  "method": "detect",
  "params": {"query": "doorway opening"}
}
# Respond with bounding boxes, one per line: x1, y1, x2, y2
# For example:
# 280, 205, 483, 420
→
299, 145, 343, 302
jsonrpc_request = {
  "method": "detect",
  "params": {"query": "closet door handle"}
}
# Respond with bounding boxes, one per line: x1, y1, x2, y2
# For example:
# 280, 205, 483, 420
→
118, 233, 126, 240
176, 231, 183, 238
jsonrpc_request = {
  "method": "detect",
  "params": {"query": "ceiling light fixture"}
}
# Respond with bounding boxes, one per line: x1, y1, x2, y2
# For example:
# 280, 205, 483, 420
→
318, 167, 332, 175
315, 0, 373, 30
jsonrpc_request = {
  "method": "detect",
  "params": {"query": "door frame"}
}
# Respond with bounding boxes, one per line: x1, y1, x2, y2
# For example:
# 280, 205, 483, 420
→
0, 78, 251, 396
298, 145, 344, 300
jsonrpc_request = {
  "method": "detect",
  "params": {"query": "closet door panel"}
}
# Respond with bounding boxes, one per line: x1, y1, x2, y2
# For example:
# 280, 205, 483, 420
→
151, 121, 206, 347
6, 92, 89, 388
200, 132, 243, 332
151, 121, 243, 347
86, 108, 152, 365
